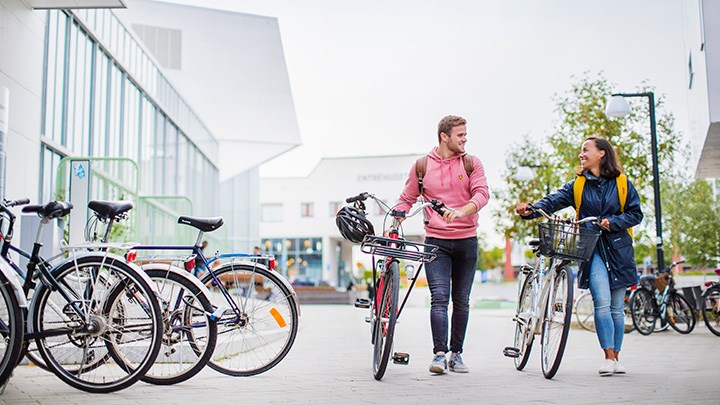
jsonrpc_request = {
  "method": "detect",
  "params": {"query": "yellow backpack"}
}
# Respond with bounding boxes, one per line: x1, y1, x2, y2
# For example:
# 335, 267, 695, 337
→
573, 173, 632, 238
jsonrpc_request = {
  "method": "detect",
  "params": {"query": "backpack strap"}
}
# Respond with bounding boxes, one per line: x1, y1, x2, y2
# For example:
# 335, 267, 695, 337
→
416, 154, 475, 195
573, 175, 586, 220
616, 173, 633, 238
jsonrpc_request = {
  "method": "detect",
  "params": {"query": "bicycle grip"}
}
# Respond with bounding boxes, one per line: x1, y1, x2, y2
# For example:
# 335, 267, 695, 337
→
346, 192, 369, 203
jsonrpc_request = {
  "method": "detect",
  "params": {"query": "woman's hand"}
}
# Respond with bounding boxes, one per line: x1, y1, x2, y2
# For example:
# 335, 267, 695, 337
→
599, 218, 611, 231
515, 203, 531, 217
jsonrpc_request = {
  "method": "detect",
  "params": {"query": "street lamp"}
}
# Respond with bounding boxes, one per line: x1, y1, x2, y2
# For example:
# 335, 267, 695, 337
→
606, 92, 664, 272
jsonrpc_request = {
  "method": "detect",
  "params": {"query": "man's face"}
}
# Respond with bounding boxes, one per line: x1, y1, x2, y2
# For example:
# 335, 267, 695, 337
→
443, 124, 467, 154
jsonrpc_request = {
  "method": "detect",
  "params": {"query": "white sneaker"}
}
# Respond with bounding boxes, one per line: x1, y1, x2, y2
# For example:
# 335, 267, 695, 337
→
613, 360, 627, 374
598, 359, 615, 376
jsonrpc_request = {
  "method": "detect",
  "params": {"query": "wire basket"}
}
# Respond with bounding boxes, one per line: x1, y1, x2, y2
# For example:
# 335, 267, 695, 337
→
360, 235, 438, 263
537, 220, 600, 262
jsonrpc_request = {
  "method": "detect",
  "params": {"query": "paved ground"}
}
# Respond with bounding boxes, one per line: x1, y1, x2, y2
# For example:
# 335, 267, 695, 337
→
2, 279, 718, 404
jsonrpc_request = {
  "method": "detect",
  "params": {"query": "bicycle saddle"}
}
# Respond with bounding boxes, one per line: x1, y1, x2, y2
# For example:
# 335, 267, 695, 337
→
88, 200, 134, 220
177, 215, 224, 232
639, 274, 656, 290
21, 200, 73, 219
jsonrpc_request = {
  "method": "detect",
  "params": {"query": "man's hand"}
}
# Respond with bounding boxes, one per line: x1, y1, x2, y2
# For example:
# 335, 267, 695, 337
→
443, 208, 462, 223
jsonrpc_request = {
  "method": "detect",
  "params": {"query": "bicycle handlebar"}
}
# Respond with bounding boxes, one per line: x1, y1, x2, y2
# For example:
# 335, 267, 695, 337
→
527, 204, 598, 225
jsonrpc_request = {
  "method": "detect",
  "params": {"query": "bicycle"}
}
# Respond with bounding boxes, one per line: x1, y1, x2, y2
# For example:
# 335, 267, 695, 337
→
574, 288, 635, 334
0, 199, 164, 393
503, 205, 600, 379
629, 260, 696, 335
85, 200, 218, 385
338, 192, 441, 380
116, 206, 300, 377
700, 268, 720, 337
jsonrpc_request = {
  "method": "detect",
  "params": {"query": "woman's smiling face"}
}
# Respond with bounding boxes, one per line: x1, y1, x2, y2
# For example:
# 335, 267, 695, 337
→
579, 139, 605, 174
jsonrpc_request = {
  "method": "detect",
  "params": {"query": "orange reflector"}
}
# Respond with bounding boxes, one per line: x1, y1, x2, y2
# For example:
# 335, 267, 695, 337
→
270, 308, 286, 328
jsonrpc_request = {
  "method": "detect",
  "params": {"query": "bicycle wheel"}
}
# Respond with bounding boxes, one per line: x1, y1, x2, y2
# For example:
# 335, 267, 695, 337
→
513, 274, 534, 371
575, 291, 595, 332
666, 292, 696, 334
0, 270, 23, 387
202, 263, 299, 377
623, 289, 635, 334
372, 261, 399, 380
701, 285, 720, 337
139, 268, 217, 385
630, 288, 657, 335
30, 255, 163, 393
540, 265, 573, 379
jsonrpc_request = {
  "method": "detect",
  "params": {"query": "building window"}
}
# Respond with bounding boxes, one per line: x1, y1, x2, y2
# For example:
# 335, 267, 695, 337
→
261, 203, 283, 222
329, 201, 341, 216
300, 202, 314, 218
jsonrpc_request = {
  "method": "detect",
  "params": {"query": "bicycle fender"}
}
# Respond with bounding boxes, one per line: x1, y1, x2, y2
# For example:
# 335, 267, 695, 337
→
140, 263, 214, 300
216, 261, 301, 317
0, 258, 28, 308
49, 251, 160, 295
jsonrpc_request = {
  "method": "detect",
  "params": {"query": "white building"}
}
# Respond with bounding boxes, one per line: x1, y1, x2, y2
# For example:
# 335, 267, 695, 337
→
684, 0, 720, 178
260, 154, 428, 288
0, 0, 299, 252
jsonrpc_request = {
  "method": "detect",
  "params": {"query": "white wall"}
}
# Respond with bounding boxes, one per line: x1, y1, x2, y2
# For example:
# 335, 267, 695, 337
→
0, 1, 45, 204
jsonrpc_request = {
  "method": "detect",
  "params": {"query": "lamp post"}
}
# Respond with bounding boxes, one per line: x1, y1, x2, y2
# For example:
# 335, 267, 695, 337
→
606, 92, 664, 272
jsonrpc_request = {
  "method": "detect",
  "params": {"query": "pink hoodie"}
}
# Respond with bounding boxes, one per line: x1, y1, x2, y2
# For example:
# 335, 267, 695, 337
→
397, 148, 489, 239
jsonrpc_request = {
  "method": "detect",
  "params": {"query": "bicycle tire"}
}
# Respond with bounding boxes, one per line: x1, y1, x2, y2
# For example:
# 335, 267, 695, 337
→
30, 255, 163, 393
630, 288, 656, 335
666, 292, 696, 334
138, 268, 217, 385
574, 291, 595, 332
372, 261, 399, 381
201, 263, 299, 377
0, 270, 23, 387
540, 265, 573, 379
513, 274, 534, 371
701, 285, 720, 337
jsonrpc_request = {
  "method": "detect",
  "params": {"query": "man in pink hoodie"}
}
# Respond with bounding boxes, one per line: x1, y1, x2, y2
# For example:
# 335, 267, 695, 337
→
395, 115, 489, 374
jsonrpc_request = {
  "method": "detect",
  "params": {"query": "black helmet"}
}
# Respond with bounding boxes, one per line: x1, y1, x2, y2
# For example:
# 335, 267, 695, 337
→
335, 206, 374, 243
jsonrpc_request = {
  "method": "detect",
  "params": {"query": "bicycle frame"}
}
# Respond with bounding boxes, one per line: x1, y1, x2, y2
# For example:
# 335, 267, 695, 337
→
519, 255, 561, 336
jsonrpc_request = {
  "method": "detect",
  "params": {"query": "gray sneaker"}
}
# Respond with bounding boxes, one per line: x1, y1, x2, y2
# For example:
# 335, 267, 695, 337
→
429, 353, 447, 374
448, 353, 469, 373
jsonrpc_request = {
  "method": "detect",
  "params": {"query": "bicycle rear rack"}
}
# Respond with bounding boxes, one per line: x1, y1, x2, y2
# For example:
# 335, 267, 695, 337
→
360, 236, 438, 263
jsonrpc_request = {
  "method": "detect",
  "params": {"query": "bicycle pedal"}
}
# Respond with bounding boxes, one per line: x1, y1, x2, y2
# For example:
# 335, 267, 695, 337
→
393, 352, 410, 365
503, 347, 520, 358
354, 298, 371, 309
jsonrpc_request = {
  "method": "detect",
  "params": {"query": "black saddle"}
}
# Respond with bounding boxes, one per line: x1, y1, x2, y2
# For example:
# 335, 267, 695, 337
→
177, 216, 224, 232
88, 200, 134, 220
22, 201, 73, 220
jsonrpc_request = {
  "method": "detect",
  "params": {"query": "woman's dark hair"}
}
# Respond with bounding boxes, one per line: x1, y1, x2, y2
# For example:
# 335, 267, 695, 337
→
585, 136, 623, 178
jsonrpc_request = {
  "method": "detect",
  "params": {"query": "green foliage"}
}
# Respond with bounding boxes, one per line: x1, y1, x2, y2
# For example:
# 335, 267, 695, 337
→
476, 232, 504, 270
496, 73, 682, 256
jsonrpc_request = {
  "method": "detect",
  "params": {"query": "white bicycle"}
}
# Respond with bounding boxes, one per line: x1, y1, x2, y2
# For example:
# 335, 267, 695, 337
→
504, 205, 600, 379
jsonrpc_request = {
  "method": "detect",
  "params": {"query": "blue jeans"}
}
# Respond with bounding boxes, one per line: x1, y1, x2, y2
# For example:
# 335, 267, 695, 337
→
588, 251, 625, 352
424, 237, 478, 354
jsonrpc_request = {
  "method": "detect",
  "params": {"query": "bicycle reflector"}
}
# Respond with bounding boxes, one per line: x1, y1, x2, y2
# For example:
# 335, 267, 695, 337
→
269, 259, 275, 271
184, 256, 196, 272
125, 251, 137, 262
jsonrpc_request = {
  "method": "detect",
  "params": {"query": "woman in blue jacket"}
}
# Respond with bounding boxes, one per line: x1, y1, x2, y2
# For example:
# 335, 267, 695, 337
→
515, 137, 643, 376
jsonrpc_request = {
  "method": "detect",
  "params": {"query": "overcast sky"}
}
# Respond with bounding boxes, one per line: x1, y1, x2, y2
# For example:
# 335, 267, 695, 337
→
165, 0, 690, 243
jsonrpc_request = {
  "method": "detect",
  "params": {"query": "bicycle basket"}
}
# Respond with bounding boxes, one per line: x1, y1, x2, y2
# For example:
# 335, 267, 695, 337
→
537, 220, 600, 262
654, 273, 669, 292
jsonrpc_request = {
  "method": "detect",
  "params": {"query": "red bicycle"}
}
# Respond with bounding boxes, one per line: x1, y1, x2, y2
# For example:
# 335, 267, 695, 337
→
336, 192, 444, 380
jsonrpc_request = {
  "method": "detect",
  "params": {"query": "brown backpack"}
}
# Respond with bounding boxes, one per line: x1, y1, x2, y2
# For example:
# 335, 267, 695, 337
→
415, 154, 474, 194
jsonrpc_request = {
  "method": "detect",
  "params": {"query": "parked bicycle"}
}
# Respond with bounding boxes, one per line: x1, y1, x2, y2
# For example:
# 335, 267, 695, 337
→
100, 202, 301, 378
574, 288, 635, 334
503, 205, 600, 379
700, 268, 720, 337
629, 260, 696, 335
0, 199, 163, 393
338, 192, 441, 380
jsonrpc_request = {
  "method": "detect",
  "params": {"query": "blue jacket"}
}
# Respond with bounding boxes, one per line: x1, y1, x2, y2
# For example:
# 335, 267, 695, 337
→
525, 172, 643, 289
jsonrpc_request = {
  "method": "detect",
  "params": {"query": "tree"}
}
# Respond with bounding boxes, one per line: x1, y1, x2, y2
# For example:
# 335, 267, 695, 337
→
496, 73, 682, 259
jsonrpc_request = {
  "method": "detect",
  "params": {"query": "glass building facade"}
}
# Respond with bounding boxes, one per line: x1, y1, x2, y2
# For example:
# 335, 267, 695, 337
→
40, 8, 218, 215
